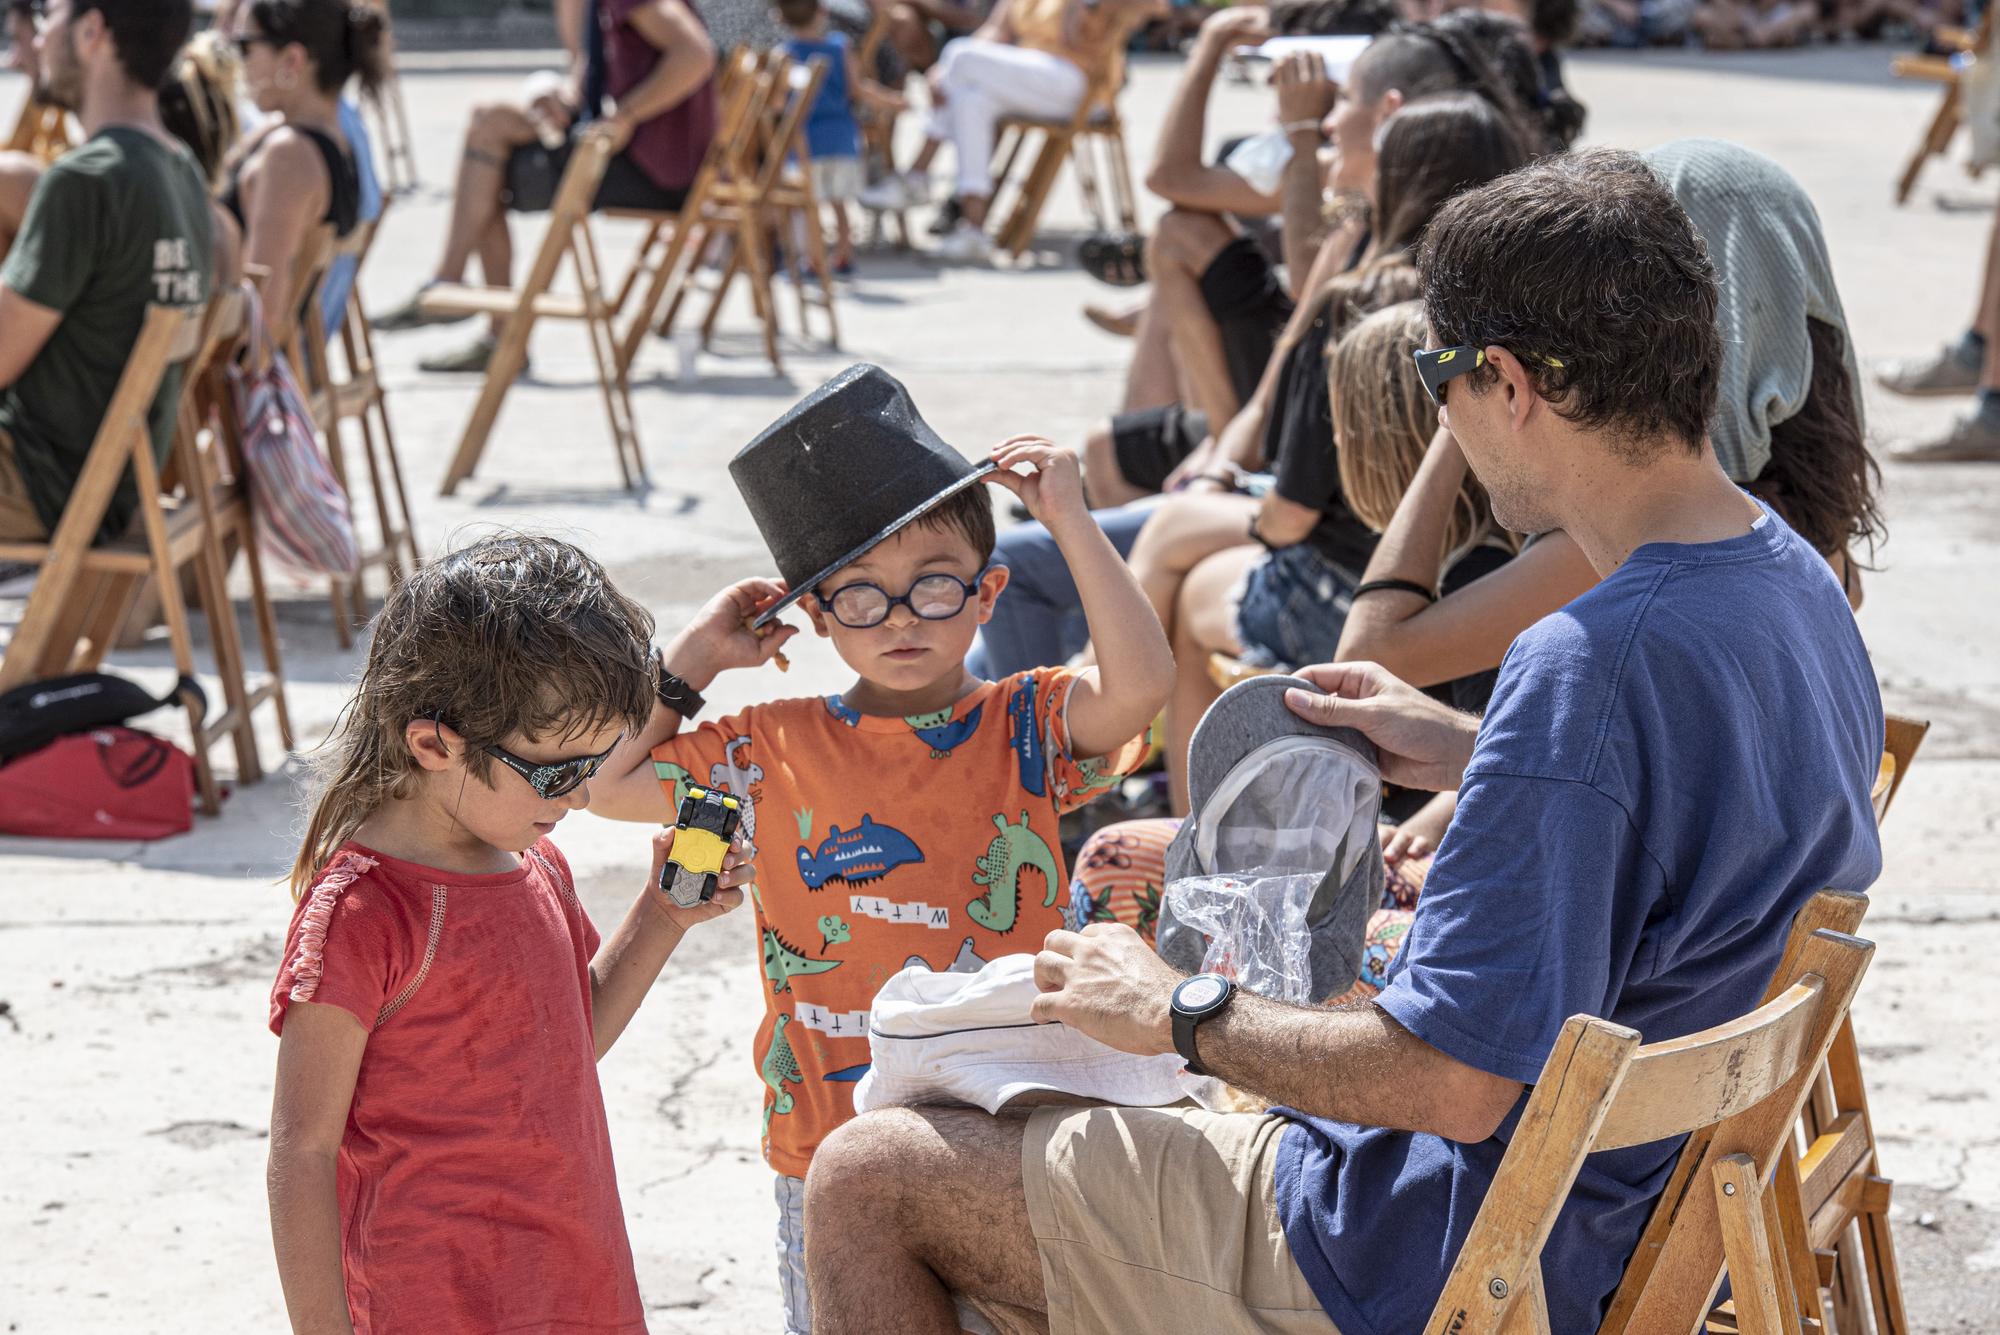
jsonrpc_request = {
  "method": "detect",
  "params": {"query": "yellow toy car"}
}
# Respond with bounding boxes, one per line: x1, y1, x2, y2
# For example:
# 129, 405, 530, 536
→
660, 785, 742, 908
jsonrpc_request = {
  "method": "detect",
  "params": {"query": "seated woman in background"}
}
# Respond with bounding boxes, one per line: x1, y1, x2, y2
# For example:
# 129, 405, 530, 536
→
1128, 91, 1529, 812
223, 0, 381, 334
869, 0, 1161, 262
160, 32, 247, 291
1066, 298, 1514, 979
1336, 137, 1884, 695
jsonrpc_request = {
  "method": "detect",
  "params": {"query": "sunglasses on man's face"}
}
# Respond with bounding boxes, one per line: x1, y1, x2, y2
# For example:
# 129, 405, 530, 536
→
1412, 344, 1566, 409
435, 718, 621, 800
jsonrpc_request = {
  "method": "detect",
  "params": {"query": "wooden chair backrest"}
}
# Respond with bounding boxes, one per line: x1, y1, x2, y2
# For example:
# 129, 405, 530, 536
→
1876, 714, 1929, 822
761, 55, 830, 189
1425, 903, 1874, 1335
6, 94, 72, 163
1597, 890, 1868, 1331
0, 304, 194, 688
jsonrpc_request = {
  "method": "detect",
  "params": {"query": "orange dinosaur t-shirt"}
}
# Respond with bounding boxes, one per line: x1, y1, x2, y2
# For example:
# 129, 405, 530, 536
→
649, 666, 1143, 1177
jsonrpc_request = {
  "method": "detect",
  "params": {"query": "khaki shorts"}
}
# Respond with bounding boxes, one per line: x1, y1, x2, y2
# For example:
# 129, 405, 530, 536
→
0, 425, 49, 542
983, 1106, 1340, 1335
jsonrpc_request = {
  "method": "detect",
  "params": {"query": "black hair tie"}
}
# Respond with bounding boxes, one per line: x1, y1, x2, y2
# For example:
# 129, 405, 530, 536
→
1352, 577, 1438, 603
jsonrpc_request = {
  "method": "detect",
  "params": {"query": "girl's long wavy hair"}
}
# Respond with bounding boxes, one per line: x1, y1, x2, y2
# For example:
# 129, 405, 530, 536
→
289, 535, 657, 897
1333, 301, 1507, 561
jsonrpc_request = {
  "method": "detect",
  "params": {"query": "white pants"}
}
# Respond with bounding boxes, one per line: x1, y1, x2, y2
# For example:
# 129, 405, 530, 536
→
924, 39, 1087, 199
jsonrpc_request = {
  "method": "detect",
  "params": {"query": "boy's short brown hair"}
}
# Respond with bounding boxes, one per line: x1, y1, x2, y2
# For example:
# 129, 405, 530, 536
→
910, 483, 997, 566
1417, 148, 1721, 459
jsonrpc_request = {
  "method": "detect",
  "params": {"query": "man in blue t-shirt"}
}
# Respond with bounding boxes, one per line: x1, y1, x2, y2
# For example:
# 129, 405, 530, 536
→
800, 149, 1884, 1335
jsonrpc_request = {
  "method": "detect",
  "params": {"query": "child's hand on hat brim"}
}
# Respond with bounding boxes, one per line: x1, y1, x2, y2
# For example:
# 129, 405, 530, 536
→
647, 828, 754, 931
678, 578, 799, 678
986, 437, 1089, 531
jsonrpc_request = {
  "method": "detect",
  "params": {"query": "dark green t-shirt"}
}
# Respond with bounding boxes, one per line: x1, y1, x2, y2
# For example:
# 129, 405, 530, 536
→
0, 126, 213, 540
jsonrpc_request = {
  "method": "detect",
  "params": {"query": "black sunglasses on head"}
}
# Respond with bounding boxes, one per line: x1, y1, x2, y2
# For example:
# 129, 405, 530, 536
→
435, 717, 620, 800
1412, 344, 1567, 408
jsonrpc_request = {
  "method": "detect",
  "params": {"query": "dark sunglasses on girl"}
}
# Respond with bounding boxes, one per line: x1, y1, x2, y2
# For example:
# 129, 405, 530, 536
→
814, 568, 992, 630
434, 717, 620, 800
1412, 344, 1567, 408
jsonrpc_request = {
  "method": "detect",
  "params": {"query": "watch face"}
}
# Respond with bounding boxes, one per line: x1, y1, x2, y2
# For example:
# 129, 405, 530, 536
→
1176, 974, 1229, 1014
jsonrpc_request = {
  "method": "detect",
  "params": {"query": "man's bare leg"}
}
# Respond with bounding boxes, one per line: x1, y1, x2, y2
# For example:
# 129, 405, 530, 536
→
806, 1106, 1049, 1335
435, 103, 539, 284
1121, 293, 1180, 411
1146, 209, 1242, 433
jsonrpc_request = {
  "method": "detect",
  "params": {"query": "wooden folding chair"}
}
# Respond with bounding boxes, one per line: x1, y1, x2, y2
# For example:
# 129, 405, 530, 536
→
300, 215, 420, 641
6, 92, 72, 163
607, 46, 770, 383
854, 4, 913, 250
422, 128, 646, 496
985, 12, 1148, 260
161, 285, 295, 786
1891, 10, 1992, 204
357, 0, 419, 194
1609, 714, 1926, 1335
690, 52, 839, 362
1426, 900, 1875, 1334
0, 305, 247, 812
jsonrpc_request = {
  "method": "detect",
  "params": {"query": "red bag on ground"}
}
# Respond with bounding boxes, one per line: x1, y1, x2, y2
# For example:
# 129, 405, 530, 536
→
0, 726, 196, 840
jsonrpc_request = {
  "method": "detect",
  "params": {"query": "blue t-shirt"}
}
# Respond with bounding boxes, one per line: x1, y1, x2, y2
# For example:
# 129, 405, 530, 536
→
1273, 503, 1883, 1335
783, 33, 861, 161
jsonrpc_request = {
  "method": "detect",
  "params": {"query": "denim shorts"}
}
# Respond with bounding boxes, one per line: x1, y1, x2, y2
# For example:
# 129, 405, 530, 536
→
1233, 544, 1358, 670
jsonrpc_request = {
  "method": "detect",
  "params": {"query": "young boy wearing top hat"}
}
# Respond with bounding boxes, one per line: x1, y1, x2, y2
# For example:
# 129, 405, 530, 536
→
590, 363, 1173, 1334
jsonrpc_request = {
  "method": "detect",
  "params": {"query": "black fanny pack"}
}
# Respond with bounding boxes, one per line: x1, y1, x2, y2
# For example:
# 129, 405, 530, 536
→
0, 671, 204, 762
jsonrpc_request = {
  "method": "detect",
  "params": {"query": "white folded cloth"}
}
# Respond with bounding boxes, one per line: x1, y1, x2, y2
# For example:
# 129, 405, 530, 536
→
854, 954, 1191, 1114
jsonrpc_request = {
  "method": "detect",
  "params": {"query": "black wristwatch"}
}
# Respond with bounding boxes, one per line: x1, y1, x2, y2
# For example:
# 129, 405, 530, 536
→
654, 650, 707, 719
1170, 972, 1238, 1077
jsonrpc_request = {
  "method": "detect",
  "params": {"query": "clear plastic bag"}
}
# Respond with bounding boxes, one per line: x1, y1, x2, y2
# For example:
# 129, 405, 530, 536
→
1223, 129, 1295, 197
1164, 867, 1325, 1005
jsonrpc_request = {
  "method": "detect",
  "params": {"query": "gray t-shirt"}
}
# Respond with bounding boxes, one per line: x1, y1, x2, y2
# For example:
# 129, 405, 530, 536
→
0, 126, 212, 540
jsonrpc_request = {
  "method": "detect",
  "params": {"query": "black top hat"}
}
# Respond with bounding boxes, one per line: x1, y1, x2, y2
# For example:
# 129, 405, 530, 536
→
731, 364, 997, 627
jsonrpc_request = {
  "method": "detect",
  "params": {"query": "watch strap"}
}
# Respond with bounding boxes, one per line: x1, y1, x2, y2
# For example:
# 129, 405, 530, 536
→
1172, 1006, 1210, 1076
654, 652, 708, 719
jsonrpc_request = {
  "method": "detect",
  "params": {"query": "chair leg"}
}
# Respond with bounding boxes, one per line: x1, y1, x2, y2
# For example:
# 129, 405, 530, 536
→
439, 309, 538, 495
1712, 1155, 1795, 1335
1897, 85, 1959, 204
237, 520, 294, 752
130, 451, 221, 815
196, 533, 262, 786
798, 202, 840, 348
737, 211, 783, 373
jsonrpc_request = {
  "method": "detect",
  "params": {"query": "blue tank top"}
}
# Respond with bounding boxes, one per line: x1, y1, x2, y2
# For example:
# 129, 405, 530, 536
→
783, 33, 861, 161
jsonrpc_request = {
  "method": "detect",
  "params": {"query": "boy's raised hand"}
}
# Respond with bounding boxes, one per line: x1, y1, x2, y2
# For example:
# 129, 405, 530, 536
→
987, 437, 1090, 531
672, 577, 799, 680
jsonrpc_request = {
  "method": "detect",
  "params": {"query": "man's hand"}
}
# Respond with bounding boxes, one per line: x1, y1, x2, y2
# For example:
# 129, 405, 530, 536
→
1285, 661, 1479, 792
1272, 50, 1338, 127
1030, 923, 1183, 1056
667, 577, 799, 685
985, 437, 1090, 532
644, 828, 753, 932
1196, 3, 1271, 51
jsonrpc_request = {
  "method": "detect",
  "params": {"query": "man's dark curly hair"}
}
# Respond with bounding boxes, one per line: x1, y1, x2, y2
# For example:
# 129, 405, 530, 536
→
1418, 149, 1721, 459
1269, 0, 1398, 36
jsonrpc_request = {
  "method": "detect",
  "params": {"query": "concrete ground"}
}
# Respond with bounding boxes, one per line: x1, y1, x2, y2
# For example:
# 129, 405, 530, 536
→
3, 37, 1999, 1333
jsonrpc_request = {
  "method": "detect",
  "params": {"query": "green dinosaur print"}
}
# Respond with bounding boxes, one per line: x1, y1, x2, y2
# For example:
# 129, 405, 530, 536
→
761, 1014, 802, 1136
793, 806, 814, 841
652, 760, 694, 813
818, 914, 851, 950
967, 811, 1062, 934
764, 926, 841, 994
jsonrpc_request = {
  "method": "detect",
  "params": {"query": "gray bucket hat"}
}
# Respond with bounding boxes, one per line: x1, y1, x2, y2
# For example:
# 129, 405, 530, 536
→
1158, 675, 1384, 1000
